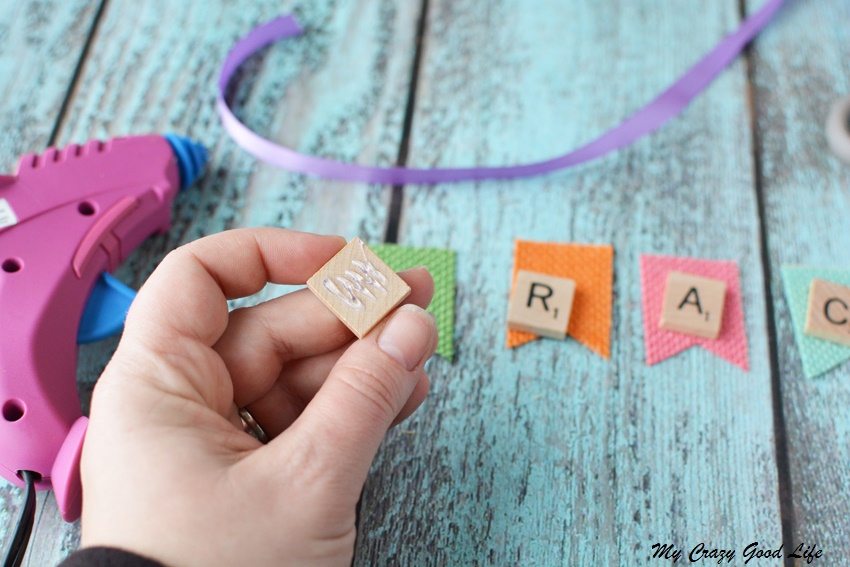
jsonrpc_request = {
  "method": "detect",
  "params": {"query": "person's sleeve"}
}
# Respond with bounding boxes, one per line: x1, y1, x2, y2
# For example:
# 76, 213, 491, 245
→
58, 547, 165, 567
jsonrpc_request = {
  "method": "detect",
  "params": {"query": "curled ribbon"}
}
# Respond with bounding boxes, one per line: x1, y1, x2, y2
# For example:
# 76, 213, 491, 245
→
218, 1, 783, 184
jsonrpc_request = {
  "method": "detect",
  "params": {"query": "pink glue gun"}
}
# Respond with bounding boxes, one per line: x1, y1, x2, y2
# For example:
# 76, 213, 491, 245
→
0, 134, 207, 521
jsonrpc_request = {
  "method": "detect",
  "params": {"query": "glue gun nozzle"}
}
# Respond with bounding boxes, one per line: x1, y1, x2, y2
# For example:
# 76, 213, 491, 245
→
164, 134, 209, 190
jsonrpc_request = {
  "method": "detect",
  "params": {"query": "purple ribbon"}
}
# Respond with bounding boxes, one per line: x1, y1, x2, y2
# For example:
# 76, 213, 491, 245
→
217, 1, 783, 184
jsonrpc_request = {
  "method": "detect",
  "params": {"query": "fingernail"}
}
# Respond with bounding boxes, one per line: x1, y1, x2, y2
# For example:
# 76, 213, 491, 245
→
378, 304, 436, 371
400, 266, 430, 276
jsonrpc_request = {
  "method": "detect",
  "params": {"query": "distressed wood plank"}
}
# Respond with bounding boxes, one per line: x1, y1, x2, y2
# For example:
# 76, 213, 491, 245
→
747, 0, 850, 559
5, 0, 422, 563
0, 0, 100, 164
0, 0, 102, 562
355, 1, 783, 564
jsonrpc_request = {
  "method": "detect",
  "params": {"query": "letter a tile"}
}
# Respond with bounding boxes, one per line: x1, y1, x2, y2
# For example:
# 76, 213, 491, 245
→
659, 271, 726, 339
307, 238, 411, 338
641, 255, 748, 369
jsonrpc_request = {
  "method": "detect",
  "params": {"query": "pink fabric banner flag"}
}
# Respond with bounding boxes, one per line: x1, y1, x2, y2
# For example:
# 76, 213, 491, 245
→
640, 254, 749, 370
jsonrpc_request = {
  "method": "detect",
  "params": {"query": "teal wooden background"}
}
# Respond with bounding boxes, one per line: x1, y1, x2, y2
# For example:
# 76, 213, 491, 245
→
0, 0, 847, 565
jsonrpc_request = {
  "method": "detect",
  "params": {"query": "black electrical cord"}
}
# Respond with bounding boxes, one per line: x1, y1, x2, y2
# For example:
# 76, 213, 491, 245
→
3, 470, 38, 567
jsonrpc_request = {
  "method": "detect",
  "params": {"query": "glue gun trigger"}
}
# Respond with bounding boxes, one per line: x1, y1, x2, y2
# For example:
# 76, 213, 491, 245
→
77, 272, 136, 344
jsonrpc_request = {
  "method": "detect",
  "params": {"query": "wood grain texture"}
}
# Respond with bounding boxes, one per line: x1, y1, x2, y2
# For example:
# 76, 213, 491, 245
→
0, 0, 423, 564
0, 0, 101, 563
746, 0, 850, 560
8, 0, 848, 564
0, 0, 100, 164
354, 1, 783, 564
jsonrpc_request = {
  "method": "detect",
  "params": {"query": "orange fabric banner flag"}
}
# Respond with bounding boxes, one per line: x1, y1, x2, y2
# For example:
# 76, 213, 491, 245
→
507, 240, 614, 358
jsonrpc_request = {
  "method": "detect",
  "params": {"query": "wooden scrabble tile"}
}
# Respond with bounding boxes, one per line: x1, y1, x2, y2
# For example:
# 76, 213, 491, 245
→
307, 237, 411, 338
507, 270, 576, 339
804, 278, 850, 347
659, 271, 726, 339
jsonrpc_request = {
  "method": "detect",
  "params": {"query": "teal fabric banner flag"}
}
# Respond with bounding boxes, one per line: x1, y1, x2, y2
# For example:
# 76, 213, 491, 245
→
782, 266, 850, 378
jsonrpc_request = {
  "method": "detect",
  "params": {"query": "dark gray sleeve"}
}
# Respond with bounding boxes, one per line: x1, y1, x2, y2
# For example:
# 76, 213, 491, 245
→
58, 547, 165, 567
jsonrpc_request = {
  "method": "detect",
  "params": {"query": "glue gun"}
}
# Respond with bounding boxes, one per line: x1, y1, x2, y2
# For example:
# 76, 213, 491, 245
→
0, 134, 207, 521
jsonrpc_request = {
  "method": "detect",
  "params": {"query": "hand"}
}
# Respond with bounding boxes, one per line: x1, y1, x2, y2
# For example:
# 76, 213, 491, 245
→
80, 228, 437, 566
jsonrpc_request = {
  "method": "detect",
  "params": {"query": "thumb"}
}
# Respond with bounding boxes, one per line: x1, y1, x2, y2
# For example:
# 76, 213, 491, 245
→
270, 304, 437, 485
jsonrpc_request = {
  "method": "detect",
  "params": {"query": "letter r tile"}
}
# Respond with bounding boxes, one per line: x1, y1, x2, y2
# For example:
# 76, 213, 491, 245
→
804, 278, 850, 347
659, 271, 726, 339
507, 270, 576, 339
307, 237, 411, 338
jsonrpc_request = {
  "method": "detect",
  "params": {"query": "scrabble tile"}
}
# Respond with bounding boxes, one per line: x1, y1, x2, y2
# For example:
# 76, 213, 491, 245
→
507, 270, 576, 339
659, 271, 726, 339
307, 237, 411, 338
804, 278, 850, 347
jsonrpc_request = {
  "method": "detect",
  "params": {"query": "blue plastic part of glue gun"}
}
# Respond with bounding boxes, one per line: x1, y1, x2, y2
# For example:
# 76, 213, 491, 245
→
165, 133, 209, 191
77, 273, 136, 344
75, 135, 208, 345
